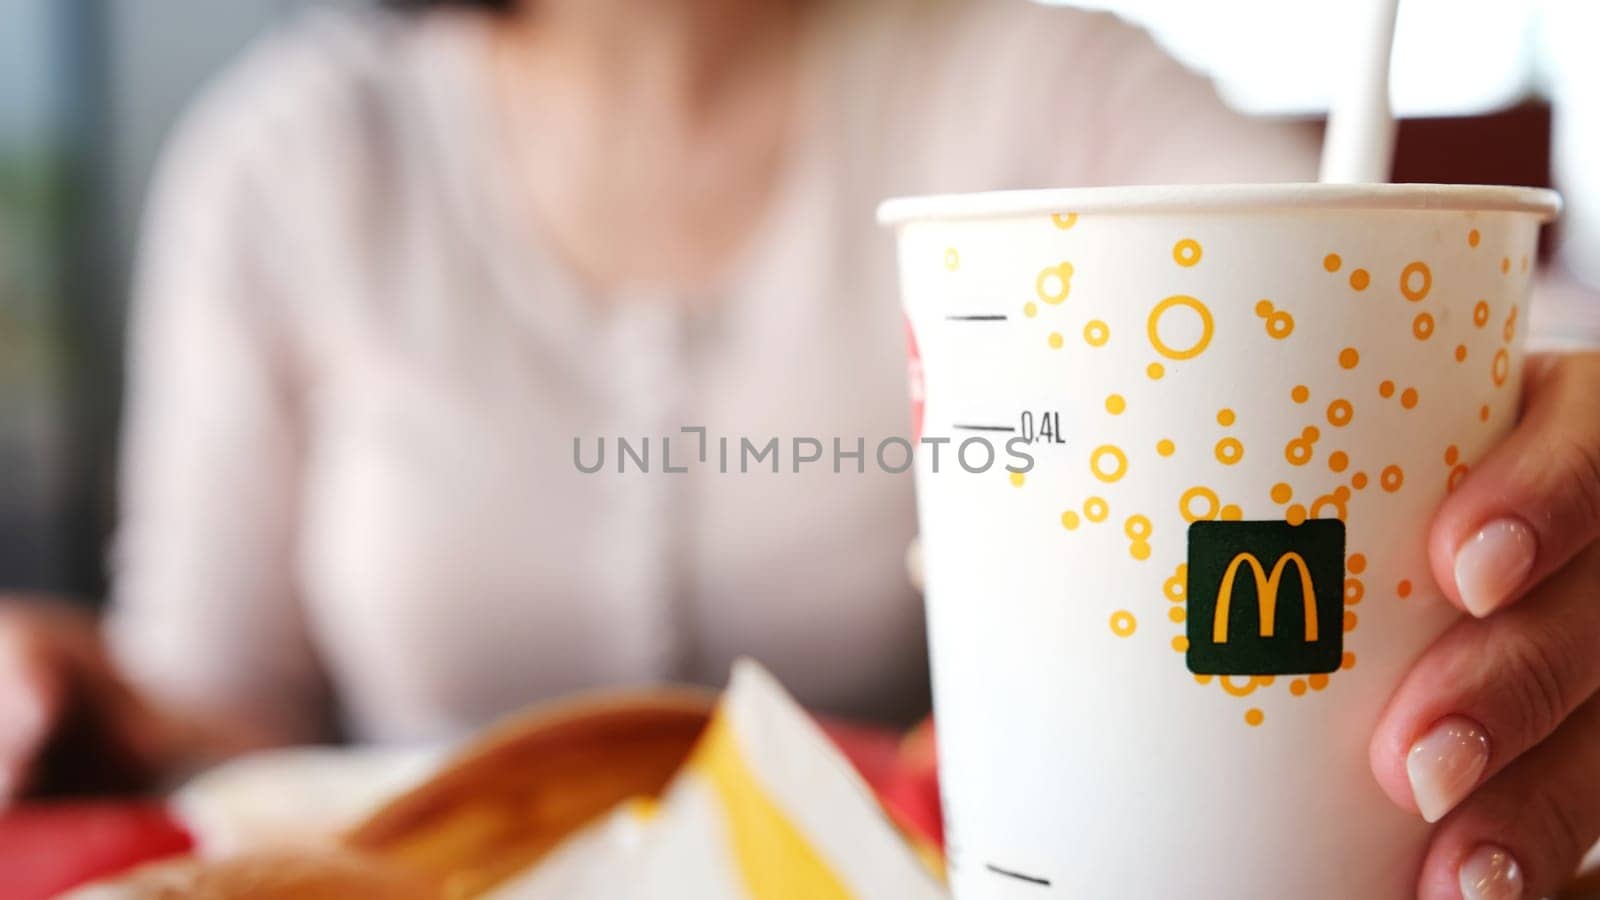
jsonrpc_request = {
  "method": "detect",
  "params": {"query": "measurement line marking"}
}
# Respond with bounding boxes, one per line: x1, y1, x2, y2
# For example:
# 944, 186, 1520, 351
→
945, 314, 1008, 321
986, 862, 1051, 886
952, 424, 1015, 433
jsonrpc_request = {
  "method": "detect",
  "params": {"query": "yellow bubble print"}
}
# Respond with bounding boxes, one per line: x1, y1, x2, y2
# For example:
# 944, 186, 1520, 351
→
1468, 228, 1481, 248
1270, 482, 1293, 504
1110, 610, 1136, 637
1023, 301, 1038, 318
1455, 344, 1468, 362
1009, 471, 1025, 488
1323, 253, 1342, 272
1326, 399, 1353, 427
1164, 564, 1187, 601
1291, 385, 1309, 404
1084, 496, 1109, 522
1171, 636, 1189, 653
1400, 387, 1418, 409
1220, 504, 1242, 520
1504, 305, 1519, 343
1048, 332, 1064, 349
1348, 269, 1370, 291
1090, 445, 1129, 482
1148, 295, 1214, 360
1254, 299, 1294, 339
1180, 485, 1220, 522
1124, 515, 1152, 540
1172, 238, 1202, 268
1036, 261, 1073, 304
1328, 450, 1349, 472
1344, 578, 1364, 606
1214, 437, 1244, 466
1083, 319, 1110, 347
1339, 347, 1360, 370
1501, 256, 1511, 274
1285, 425, 1320, 466
1309, 486, 1351, 521
1168, 606, 1186, 623
1105, 394, 1127, 415
1413, 312, 1434, 341
943, 248, 959, 270
1157, 439, 1176, 457
1400, 261, 1432, 301
1381, 465, 1405, 493
1060, 510, 1080, 530
1147, 362, 1165, 380
1052, 212, 1078, 229
1474, 300, 1490, 327
1220, 675, 1271, 697
1245, 709, 1264, 727
1216, 408, 1236, 427
1492, 348, 1509, 386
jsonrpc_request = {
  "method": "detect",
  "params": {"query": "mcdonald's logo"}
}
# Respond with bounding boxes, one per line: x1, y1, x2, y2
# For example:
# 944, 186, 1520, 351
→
1186, 519, 1344, 676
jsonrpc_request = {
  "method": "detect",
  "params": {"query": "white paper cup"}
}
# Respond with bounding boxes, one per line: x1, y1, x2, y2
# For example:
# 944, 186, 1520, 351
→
879, 184, 1560, 900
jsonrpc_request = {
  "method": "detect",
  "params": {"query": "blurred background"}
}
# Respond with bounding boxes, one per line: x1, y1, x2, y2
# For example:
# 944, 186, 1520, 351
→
0, 0, 1593, 600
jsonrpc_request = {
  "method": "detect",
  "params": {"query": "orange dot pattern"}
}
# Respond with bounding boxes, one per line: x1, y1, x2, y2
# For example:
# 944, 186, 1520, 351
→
1032, 222, 1536, 728
1254, 299, 1294, 339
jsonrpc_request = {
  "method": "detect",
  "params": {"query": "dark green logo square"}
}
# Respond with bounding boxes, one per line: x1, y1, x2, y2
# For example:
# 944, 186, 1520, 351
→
1186, 519, 1345, 676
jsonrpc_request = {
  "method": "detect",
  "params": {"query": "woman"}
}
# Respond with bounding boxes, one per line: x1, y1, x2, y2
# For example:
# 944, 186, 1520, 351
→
1, 1, 1596, 897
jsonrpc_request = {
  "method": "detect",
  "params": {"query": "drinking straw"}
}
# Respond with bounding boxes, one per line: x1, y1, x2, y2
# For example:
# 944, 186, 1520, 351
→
1318, 0, 1402, 183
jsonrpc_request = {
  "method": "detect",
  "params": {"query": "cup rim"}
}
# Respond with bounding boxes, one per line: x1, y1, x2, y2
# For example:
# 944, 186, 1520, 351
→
876, 183, 1561, 226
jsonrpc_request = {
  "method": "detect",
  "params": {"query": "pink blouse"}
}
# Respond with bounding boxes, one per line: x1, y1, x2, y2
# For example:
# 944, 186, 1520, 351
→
106, 0, 1316, 743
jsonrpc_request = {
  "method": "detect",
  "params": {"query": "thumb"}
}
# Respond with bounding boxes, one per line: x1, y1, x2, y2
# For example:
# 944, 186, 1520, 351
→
1429, 353, 1600, 617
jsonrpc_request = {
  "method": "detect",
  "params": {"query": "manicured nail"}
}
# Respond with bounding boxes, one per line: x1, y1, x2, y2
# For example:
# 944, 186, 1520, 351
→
1459, 844, 1522, 900
1454, 518, 1537, 617
1407, 716, 1490, 822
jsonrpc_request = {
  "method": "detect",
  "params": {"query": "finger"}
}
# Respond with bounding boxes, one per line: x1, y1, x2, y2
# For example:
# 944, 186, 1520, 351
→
1430, 352, 1600, 617
0, 615, 67, 802
1415, 694, 1600, 900
1370, 543, 1600, 821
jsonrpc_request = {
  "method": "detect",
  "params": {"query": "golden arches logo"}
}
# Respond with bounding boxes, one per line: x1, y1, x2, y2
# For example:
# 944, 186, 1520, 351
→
1212, 552, 1319, 645
1187, 519, 1343, 676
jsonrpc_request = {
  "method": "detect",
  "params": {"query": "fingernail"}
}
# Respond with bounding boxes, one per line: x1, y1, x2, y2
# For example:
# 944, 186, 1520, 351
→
1454, 518, 1537, 617
1407, 716, 1490, 822
1459, 844, 1522, 900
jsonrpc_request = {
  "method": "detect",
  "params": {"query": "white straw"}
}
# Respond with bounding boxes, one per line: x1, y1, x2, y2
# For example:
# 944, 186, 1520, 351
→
1319, 0, 1402, 184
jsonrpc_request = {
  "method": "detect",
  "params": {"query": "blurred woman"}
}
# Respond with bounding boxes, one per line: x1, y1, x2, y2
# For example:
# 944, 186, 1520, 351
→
10, 0, 1317, 780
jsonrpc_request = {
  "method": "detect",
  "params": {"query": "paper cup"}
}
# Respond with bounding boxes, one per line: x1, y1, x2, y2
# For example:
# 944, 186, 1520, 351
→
879, 184, 1560, 899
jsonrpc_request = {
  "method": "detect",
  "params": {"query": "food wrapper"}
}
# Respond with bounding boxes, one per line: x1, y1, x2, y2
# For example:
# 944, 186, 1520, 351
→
73, 660, 947, 899
483, 661, 945, 899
